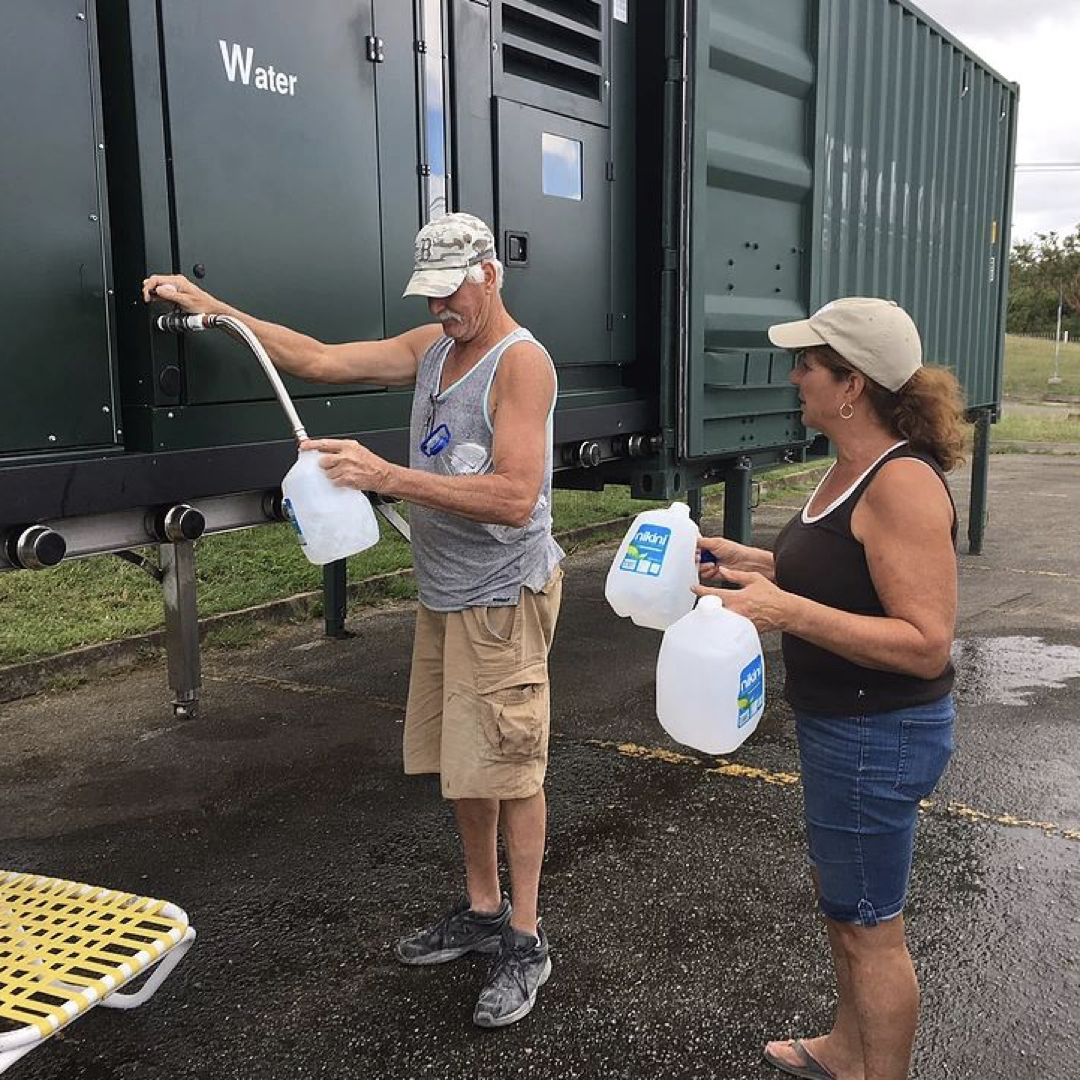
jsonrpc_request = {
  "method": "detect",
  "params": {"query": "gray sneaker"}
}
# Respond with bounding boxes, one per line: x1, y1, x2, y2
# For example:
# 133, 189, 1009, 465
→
394, 898, 511, 966
472, 922, 552, 1028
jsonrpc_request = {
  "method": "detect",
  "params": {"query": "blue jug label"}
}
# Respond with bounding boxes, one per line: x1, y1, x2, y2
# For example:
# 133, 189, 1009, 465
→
282, 497, 306, 545
619, 525, 671, 577
737, 655, 764, 728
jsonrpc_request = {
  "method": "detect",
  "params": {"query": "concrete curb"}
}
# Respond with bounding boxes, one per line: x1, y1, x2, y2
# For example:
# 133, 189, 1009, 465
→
0, 464, 831, 703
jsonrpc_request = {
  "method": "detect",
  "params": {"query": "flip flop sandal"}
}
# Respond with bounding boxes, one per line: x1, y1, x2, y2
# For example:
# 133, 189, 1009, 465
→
763, 1039, 838, 1080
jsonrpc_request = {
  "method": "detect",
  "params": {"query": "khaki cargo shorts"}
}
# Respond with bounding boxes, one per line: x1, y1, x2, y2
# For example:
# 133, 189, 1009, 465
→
403, 567, 563, 800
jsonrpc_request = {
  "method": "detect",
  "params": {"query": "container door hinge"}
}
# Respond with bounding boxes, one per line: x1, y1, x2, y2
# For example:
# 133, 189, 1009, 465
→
606, 161, 616, 181
415, 39, 427, 54
606, 312, 616, 331
662, 248, 678, 271
665, 57, 683, 81
366, 35, 385, 63
418, 163, 432, 177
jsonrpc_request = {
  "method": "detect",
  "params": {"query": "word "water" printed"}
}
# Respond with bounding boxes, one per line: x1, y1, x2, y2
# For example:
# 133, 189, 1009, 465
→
219, 40, 300, 96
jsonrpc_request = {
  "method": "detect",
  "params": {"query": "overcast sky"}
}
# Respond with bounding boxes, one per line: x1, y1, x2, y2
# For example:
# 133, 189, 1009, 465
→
912, 0, 1080, 245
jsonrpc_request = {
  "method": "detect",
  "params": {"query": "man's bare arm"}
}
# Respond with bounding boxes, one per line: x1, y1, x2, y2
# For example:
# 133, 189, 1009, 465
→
142, 273, 441, 386
304, 341, 556, 527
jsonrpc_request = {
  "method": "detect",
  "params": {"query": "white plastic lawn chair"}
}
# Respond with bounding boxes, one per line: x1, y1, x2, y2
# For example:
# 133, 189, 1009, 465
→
0, 871, 195, 1073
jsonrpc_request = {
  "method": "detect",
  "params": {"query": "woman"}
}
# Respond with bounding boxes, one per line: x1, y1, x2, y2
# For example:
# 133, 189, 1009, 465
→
696, 298, 965, 1080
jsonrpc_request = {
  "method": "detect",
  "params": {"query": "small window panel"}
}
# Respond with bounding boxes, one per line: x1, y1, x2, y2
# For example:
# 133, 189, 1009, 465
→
542, 132, 583, 201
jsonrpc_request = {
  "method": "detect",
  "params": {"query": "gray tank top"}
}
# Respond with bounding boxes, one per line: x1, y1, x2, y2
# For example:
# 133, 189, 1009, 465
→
408, 327, 565, 611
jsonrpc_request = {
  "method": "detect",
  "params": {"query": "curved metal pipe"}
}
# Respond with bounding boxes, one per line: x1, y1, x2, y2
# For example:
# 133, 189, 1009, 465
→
154, 311, 309, 442
208, 315, 309, 442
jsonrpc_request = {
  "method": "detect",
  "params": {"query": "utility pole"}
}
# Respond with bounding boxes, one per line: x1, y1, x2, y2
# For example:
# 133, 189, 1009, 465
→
1049, 282, 1064, 385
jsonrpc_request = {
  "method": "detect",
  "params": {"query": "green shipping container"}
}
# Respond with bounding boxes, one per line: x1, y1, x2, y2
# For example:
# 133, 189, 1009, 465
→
1, 0, 1016, 550
680, 0, 1016, 461
0, 0, 1016, 714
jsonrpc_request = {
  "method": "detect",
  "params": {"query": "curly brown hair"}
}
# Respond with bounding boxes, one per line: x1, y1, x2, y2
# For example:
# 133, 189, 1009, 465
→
815, 347, 968, 471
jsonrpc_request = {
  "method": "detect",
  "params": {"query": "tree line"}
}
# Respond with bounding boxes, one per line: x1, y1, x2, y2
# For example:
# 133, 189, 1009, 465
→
1008, 224, 1080, 337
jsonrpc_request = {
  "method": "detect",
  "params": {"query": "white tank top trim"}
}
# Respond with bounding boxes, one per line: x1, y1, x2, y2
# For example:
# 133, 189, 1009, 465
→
801, 440, 908, 524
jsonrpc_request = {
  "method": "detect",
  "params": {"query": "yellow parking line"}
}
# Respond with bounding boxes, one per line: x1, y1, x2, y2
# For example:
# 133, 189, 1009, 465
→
584, 740, 799, 785
923, 800, 1080, 842
708, 762, 801, 786
965, 563, 1079, 581
592, 741, 700, 767
584, 739, 1080, 842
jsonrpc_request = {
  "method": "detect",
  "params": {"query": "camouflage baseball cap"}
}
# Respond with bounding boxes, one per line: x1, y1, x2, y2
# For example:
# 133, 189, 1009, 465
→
403, 213, 497, 298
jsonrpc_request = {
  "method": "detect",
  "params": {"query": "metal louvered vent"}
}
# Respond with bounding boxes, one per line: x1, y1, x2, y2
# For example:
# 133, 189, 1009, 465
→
500, 0, 604, 101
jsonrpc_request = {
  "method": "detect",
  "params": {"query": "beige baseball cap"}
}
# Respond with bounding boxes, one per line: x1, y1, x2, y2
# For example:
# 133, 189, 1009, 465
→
402, 212, 497, 298
768, 297, 923, 392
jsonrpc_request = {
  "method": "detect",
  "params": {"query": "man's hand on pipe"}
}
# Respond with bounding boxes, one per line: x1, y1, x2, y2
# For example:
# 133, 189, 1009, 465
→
142, 273, 227, 315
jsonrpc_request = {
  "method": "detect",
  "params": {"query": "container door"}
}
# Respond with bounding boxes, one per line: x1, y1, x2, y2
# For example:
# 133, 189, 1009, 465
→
490, 1, 615, 378
0, 3, 116, 455
809, 0, 1018, 410
495, 99, 612, 372
159, 0, 385, 406
680, 0, 814, 459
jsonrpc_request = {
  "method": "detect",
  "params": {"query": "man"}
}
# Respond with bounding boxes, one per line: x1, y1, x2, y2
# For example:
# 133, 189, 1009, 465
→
143, 212, 564, 1028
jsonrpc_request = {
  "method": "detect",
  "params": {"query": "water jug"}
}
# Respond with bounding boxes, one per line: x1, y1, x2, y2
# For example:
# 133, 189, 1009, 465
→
655, 595, 765, 754
280, 449, 380, 565
604, 502, 700, 630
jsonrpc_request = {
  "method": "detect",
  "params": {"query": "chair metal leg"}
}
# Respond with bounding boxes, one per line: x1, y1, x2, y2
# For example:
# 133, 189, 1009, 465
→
99, 929, 196, 1010
0, 1040, 42, 1074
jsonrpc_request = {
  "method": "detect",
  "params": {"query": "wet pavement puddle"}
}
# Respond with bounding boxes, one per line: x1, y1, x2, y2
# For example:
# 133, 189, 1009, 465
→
952, 635, 1080, 706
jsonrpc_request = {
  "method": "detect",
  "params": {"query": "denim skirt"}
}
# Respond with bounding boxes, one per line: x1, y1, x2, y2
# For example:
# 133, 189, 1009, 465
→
795, 694, 954, 927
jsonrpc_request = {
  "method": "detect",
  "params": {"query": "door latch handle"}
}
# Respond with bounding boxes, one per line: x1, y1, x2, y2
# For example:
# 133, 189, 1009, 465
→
504, 231, 529, 266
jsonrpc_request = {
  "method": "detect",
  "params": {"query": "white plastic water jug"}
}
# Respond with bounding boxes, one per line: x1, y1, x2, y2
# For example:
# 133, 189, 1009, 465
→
280, 450, 380, 565
655, 595, 765, 754
604, 502, 700, 630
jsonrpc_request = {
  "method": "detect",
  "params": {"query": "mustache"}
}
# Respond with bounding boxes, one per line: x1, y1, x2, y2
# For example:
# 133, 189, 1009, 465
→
437, 311, 465, 325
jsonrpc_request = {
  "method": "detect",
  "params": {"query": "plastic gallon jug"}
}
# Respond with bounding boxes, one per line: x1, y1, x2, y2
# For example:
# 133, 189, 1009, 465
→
280, 450, 380, 565
655, 595, 765, 754
604, 502, 700, 630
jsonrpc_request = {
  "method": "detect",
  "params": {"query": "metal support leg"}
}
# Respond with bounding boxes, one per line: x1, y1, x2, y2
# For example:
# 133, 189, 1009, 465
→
968, 409, 991, 555
723, 458, 753, 544
687, 487, 704, 526
161, 540, 201, 719
323, 559, 349, 639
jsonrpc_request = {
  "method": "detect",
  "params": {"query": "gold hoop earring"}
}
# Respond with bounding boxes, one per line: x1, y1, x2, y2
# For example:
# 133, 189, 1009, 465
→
839, 402, 854, 420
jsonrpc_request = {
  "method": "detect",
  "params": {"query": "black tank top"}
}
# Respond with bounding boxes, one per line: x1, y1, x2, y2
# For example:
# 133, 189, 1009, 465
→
773, 442, 957, 717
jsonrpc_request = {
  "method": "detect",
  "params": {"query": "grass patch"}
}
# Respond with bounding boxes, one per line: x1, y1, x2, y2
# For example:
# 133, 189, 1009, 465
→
203, 620, 266, 650
45, 672, 91, 693
1003, 335, 1080, 401
350, 571, 418, 606
0, 471, 822, 667
992, 415, 1080, 444
757, 460, 831, 499
0, 332, 1069, 669
0, 518, 409, 666
0, 485, 671, 666
552, 486, 665, 530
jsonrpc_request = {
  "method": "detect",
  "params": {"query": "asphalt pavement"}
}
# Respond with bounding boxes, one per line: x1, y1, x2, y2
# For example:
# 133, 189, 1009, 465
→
1, 453, 1078, 1080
